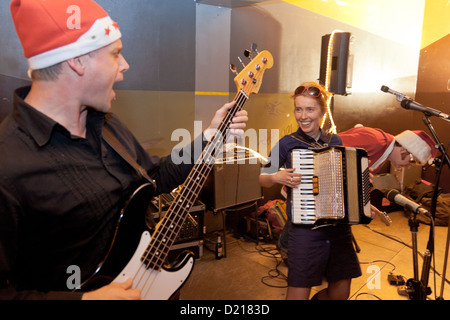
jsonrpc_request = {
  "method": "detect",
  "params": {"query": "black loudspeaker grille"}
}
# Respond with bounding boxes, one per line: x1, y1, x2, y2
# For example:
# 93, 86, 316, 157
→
202, 158, 263, 212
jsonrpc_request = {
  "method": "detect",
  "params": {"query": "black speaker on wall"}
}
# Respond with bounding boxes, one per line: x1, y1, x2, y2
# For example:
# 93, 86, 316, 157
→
319, 32, 353, 95
202, 159, 263, 212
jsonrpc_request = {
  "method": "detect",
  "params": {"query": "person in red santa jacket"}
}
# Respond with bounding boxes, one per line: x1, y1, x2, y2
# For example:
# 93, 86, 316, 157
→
338, 125, 437, 174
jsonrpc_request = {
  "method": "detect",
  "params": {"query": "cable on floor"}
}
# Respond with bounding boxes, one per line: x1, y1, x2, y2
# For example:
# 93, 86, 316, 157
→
254, 243, 288, 288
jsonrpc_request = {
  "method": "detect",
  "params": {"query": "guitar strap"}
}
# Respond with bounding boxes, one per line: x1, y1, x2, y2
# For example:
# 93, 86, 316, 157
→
102, 124, 157, 189
103, 120, 198, 229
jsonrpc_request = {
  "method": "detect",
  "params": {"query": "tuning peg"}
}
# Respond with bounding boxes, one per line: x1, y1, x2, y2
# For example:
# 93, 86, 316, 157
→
229, 64, 238, 75
237, 56, 246, 68
251, 43, 258, 53
244, 49, 252, 60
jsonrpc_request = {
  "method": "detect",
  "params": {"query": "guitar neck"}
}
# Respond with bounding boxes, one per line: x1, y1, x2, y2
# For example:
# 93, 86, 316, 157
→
142, 90, 248, 270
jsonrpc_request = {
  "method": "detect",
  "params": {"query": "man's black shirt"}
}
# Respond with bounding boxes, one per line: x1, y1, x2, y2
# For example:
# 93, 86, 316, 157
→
0, 86, 203, 299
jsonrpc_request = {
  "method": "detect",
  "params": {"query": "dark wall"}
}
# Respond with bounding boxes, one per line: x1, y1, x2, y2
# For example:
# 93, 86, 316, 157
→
0, 1, 30, 121
96, 0, 196, 91
0, 0, 197, 122
415, 34, 450, 192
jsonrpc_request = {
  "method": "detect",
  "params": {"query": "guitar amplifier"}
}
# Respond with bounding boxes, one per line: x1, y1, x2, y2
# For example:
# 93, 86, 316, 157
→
147, 193, 205, 244
202, 151, 263, 211
168, 240, 203, 261
172, 210, 204, 244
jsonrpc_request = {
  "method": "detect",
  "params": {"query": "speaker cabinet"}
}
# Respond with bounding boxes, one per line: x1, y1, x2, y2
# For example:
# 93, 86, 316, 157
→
202, 159, 263, 212
319, 32, 353, 95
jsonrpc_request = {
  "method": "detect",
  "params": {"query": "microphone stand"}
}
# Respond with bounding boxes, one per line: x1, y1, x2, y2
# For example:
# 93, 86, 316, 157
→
421, 115, 450, 300
381, 87, 450, 299
405, 208, 431, 300
404, 112, 449, 300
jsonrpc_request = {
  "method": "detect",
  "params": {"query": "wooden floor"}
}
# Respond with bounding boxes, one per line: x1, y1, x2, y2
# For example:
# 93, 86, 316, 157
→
179, 210, 450, 300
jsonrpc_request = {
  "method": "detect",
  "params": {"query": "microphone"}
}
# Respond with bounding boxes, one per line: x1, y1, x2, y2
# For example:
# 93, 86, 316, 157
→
385, 189, 430, 217
381, 85, 450, 122
380, 85, 411, 102
401, 99, 450, 121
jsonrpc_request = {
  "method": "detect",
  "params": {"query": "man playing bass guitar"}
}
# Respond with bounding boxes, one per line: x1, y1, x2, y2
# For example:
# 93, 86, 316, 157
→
0, 0, 248, 300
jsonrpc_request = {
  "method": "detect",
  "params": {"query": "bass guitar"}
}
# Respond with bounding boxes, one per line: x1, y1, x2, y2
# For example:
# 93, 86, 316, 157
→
81, 49, 273, 299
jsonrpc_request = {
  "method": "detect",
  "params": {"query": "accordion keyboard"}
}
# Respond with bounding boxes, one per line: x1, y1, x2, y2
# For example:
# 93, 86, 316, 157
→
291, 149, 317, 224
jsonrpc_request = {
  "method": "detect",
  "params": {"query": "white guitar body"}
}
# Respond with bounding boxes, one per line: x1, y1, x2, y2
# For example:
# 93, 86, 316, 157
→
113, 231, 194, 300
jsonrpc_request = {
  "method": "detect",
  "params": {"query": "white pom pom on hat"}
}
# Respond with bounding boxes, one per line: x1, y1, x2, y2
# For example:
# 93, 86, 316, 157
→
395, 130, 437, 164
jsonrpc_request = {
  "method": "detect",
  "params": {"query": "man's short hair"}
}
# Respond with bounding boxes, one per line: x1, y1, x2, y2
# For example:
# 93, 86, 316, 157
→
31, 62, 64, 81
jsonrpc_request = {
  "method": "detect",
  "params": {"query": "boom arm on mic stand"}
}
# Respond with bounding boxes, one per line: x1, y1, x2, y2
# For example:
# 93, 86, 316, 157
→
380, 85, 449, 171
401, 99, 450, 122
380, 85, 450, 122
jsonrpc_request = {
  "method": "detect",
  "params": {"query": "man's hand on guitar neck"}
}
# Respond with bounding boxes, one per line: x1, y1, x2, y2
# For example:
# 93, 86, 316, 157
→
81, 278, 141, 300
203, 101, 248, 142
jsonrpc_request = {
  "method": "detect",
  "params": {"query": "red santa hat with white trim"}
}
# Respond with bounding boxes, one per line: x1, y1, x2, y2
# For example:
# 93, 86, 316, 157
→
10, 0, 121, 70
395, 130, 437, 164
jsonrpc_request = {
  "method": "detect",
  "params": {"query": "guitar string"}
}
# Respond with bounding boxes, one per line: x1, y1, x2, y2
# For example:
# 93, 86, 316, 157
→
143, 91, 246, 263
132, 93, 248, 296
133, 64, 265, 295
145, 90, 248, 261
135, 85, 254, 295
133, 91, 249, 295
135, 71, 263, 295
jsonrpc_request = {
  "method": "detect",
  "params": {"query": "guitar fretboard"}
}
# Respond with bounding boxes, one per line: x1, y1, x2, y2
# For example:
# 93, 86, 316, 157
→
142, 90, 249, 270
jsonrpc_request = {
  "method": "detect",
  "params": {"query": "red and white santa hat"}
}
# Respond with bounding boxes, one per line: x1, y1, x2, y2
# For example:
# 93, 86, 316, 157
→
395, 130, 437, 164
10, 0, 121, 70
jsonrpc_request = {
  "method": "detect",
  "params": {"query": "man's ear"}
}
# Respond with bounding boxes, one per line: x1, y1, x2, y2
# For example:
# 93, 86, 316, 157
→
399, 145, 408, 153
66, 57, 85, 76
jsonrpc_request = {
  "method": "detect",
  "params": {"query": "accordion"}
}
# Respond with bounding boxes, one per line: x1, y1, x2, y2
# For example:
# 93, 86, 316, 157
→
291, 146, 372, 226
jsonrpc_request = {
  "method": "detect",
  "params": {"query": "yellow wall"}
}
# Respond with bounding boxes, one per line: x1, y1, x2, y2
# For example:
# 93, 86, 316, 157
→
283, 0, 425, 50
421, 0, 450, 48
284, 0, 450, 49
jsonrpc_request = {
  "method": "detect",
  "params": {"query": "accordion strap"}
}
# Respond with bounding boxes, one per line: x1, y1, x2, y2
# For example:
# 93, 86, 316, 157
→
290, 131, 331, 149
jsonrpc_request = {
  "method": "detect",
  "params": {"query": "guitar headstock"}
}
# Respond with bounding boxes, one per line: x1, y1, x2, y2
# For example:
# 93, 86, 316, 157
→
233, 50, 273, 96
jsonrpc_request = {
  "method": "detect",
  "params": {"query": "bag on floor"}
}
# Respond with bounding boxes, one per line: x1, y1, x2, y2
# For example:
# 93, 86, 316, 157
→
416, 193, 450, 226
404, 180, 449, 226
257, 200, 287, 230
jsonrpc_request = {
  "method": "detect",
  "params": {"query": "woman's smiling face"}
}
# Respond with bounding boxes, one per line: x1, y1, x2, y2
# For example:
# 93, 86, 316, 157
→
294, 95, 325, 138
